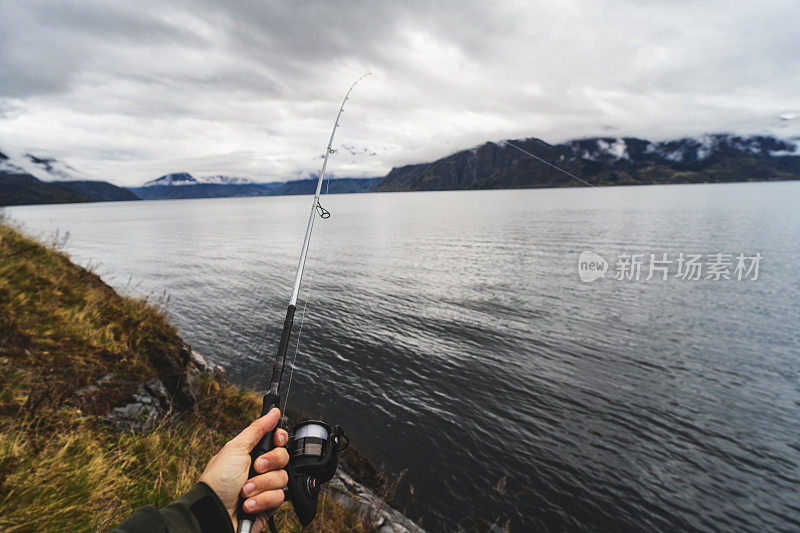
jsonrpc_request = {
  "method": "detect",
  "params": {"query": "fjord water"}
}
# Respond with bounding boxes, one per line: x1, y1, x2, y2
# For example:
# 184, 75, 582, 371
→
8, 183, 800, 532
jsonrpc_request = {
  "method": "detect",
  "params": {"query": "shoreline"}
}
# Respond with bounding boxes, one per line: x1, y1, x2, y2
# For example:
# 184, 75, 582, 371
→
4, 176, 800, 208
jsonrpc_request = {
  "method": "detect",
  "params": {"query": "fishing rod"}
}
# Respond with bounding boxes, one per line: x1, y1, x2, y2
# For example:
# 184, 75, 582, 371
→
238, 72, 370, 533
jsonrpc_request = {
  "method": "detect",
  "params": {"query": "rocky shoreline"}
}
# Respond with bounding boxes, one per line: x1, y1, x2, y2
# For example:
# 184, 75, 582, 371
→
328, 470, 425, 533
1, 220, 424, 531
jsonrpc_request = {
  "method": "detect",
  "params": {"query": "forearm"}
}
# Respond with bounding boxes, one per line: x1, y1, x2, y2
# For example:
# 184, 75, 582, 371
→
111, 483, 233, 533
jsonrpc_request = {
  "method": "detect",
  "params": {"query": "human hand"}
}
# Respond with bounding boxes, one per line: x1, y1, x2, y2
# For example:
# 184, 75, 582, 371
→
199, 407, 290, 533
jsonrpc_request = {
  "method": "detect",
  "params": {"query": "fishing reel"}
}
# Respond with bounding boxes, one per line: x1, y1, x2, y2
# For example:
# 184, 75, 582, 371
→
285, 420, 349, 526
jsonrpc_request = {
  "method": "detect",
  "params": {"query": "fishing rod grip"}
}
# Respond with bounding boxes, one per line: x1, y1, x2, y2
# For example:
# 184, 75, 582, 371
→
239, 304, 295, 529
269, 304, 296, 387
239, 391, 282, 527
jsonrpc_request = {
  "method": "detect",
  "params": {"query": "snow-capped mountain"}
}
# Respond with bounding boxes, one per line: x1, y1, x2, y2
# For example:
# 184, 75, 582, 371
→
200, 175, 254, 185
0, 148, 92, 182
130, 173, 280, 200
142, 172, 254, 187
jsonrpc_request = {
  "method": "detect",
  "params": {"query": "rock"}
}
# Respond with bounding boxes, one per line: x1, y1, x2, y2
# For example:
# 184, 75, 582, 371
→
167, 347, 229, 410
76, 373, 117, 396
327, 470, 425, 533
76, 384, 98, 396
141, 378, 169, 407
159, 345, 215, 411
104, 346, 229, 429
105, 378, 170, 431
187, 348, 228, 384
163, 371, 199, 412
96, 373, 116, 386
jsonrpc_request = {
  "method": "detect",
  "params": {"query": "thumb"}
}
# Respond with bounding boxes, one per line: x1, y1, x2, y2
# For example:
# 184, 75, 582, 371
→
231, 407, 281, 450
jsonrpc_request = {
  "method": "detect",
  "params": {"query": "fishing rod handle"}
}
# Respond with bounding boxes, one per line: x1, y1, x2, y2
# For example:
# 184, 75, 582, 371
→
238, 391, 282, 527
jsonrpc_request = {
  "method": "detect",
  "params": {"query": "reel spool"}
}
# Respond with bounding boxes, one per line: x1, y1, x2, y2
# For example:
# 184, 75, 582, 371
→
285, 420, 348, 526
293, 421, 331, 459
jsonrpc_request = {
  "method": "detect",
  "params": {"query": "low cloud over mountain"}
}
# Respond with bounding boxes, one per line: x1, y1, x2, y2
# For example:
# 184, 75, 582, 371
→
2, 1, 799, 185
0, 148, 137, 205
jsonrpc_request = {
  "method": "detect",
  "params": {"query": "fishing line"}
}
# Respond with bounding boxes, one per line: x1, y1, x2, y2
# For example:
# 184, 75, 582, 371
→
279, 75, 369, 418
281, 144, 338, 415
282, 130, 338, 410
282, 169, 333, 422
504, 140, 600, 189
506, 138, 739, 244
238, 74, 369, 532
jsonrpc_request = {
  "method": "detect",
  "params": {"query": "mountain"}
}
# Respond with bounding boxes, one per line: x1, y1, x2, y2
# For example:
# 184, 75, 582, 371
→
128, 172, 380, 200
129, 182, 282, 200
9, 133, 799, 206
143, 172, 256, 187
0, 148, 138, 205
128, 172, 283, 200
375, 134, 800, 192
56, 180, 139, 202
0, 170, 92, 206
268, 177, 381, 195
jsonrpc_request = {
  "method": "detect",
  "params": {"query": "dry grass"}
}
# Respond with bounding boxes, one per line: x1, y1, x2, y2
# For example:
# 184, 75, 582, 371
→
0, 419, 217, 531
0, 222, 373, 532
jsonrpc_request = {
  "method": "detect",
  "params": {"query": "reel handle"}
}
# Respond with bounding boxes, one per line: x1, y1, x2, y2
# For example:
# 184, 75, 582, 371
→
238, 391, 282, 527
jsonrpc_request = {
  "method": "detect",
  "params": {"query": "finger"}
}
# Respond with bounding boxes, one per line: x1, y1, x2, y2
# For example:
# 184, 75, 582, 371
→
230, 408, 281, 450
242, 488, 285, 514
242, 469, 289, 497
273, 428, 288, 447
253, 447, 290, 474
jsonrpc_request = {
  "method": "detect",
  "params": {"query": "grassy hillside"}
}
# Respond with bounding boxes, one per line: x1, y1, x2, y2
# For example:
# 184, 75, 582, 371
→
0, 219, 373, 532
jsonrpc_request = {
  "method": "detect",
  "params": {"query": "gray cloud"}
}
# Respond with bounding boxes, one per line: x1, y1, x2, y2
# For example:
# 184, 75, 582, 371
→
1, 0, 799, 186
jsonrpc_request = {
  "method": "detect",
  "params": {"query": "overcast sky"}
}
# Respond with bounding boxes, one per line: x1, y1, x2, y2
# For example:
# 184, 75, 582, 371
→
1, 0, 799, 186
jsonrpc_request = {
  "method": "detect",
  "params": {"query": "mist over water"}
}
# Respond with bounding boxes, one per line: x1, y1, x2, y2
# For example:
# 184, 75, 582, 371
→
9, 182, 800, 532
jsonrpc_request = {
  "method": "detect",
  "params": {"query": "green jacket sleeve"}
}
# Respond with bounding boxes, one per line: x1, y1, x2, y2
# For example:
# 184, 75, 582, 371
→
111, 482, 234, 533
